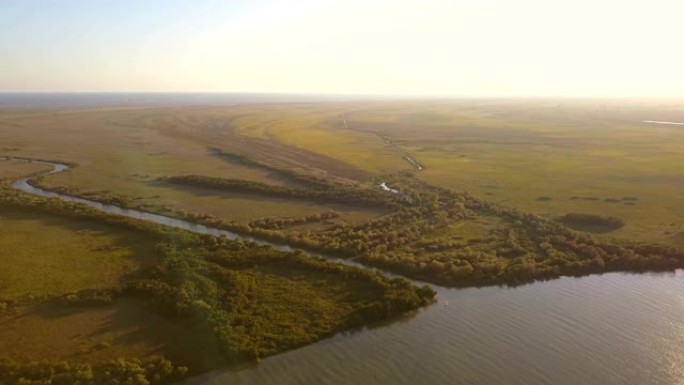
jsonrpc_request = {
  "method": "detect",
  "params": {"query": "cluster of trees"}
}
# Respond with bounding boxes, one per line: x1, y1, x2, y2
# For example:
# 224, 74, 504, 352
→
363, 192, 684, 286
130, 235, 434, 361
203, 248, 434, 361
180, 173, 684, 288
0, 357, 187, 385
225, 178, 476, 260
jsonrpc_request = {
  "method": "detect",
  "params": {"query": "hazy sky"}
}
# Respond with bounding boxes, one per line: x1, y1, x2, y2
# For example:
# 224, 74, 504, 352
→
1, 0, 683, 96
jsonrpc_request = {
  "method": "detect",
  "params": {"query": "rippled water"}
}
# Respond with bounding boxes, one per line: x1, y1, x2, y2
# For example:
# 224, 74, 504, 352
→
193, 271, 684, 385
9, 159, 684, 385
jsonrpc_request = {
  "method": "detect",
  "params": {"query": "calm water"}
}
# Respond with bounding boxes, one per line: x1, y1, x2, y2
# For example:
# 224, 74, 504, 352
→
193, 271, 684, 385
9, 160, 684, 385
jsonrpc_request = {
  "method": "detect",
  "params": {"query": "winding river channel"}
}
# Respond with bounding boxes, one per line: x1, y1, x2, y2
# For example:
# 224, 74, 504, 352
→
9, 158, 684, 385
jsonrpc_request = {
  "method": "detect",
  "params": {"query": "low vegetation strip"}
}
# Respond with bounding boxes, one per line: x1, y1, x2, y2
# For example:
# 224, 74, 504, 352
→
249, 211, 339, 230
162, 174, 400, 208
558, 213, 626, 233
0, 357, 187, 385
210, 148, 333, 188
377, 134, 424, 171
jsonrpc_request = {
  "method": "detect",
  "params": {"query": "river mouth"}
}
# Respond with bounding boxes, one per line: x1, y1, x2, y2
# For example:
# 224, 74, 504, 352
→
190, 269, 684, 385
8, 157, 684, 385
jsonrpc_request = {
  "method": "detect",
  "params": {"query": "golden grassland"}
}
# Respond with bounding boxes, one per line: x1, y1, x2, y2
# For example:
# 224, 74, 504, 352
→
343, 100, 684, 246
0, 207, 158, 299
0, 299, 224, 371
3, 99, 684, 247
0, 159, 51, 181
0, 108, 383, 227
0, 196, 210, 373
229, 99, 684, 246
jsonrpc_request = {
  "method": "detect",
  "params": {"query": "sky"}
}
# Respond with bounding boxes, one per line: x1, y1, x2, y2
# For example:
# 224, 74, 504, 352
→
1, 0, 683, 97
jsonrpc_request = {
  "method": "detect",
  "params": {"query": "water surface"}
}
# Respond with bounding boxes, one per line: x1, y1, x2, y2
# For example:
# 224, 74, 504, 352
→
194, 271, 684, 385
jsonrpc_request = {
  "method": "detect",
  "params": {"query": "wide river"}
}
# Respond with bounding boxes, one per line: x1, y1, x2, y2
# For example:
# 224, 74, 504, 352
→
9, 159, 684, 385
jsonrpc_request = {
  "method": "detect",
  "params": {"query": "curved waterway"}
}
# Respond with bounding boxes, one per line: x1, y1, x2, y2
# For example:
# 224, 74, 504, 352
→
7, 158, 360, 267
8, 158, 684, 385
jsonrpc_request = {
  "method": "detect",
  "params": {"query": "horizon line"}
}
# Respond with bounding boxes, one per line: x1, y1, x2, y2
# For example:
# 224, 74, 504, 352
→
1, 91, 683, 100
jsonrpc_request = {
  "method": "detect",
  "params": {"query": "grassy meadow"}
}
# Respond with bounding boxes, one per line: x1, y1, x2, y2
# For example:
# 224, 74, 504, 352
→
0, 208, 157, 299
0, 159, 52, 181
0, 299, 224, 370
242, 99, 684, 246
360, 101, 684, 246
0, 109, 384, 227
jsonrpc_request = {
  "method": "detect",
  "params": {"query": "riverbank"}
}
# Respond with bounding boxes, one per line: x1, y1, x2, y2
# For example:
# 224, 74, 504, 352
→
0, 158, 435, 384
20, 157, 684, 291
189, 268, 684, 385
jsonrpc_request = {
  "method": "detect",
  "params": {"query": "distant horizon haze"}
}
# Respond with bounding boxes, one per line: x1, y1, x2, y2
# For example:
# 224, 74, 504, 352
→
2, 0, 683, 97
2, 92, 684, 110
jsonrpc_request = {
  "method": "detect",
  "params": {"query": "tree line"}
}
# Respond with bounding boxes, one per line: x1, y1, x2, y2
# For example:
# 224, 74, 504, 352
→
163, 174, 400, 209
0, 357, 187, 385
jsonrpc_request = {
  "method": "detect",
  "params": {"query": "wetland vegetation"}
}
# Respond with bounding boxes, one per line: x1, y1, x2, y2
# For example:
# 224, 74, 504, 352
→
3, 98, 684, 383
0, 160, 434, 384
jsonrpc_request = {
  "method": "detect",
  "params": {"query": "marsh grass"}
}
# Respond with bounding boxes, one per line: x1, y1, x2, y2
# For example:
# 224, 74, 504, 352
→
0, 207, 158, 299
